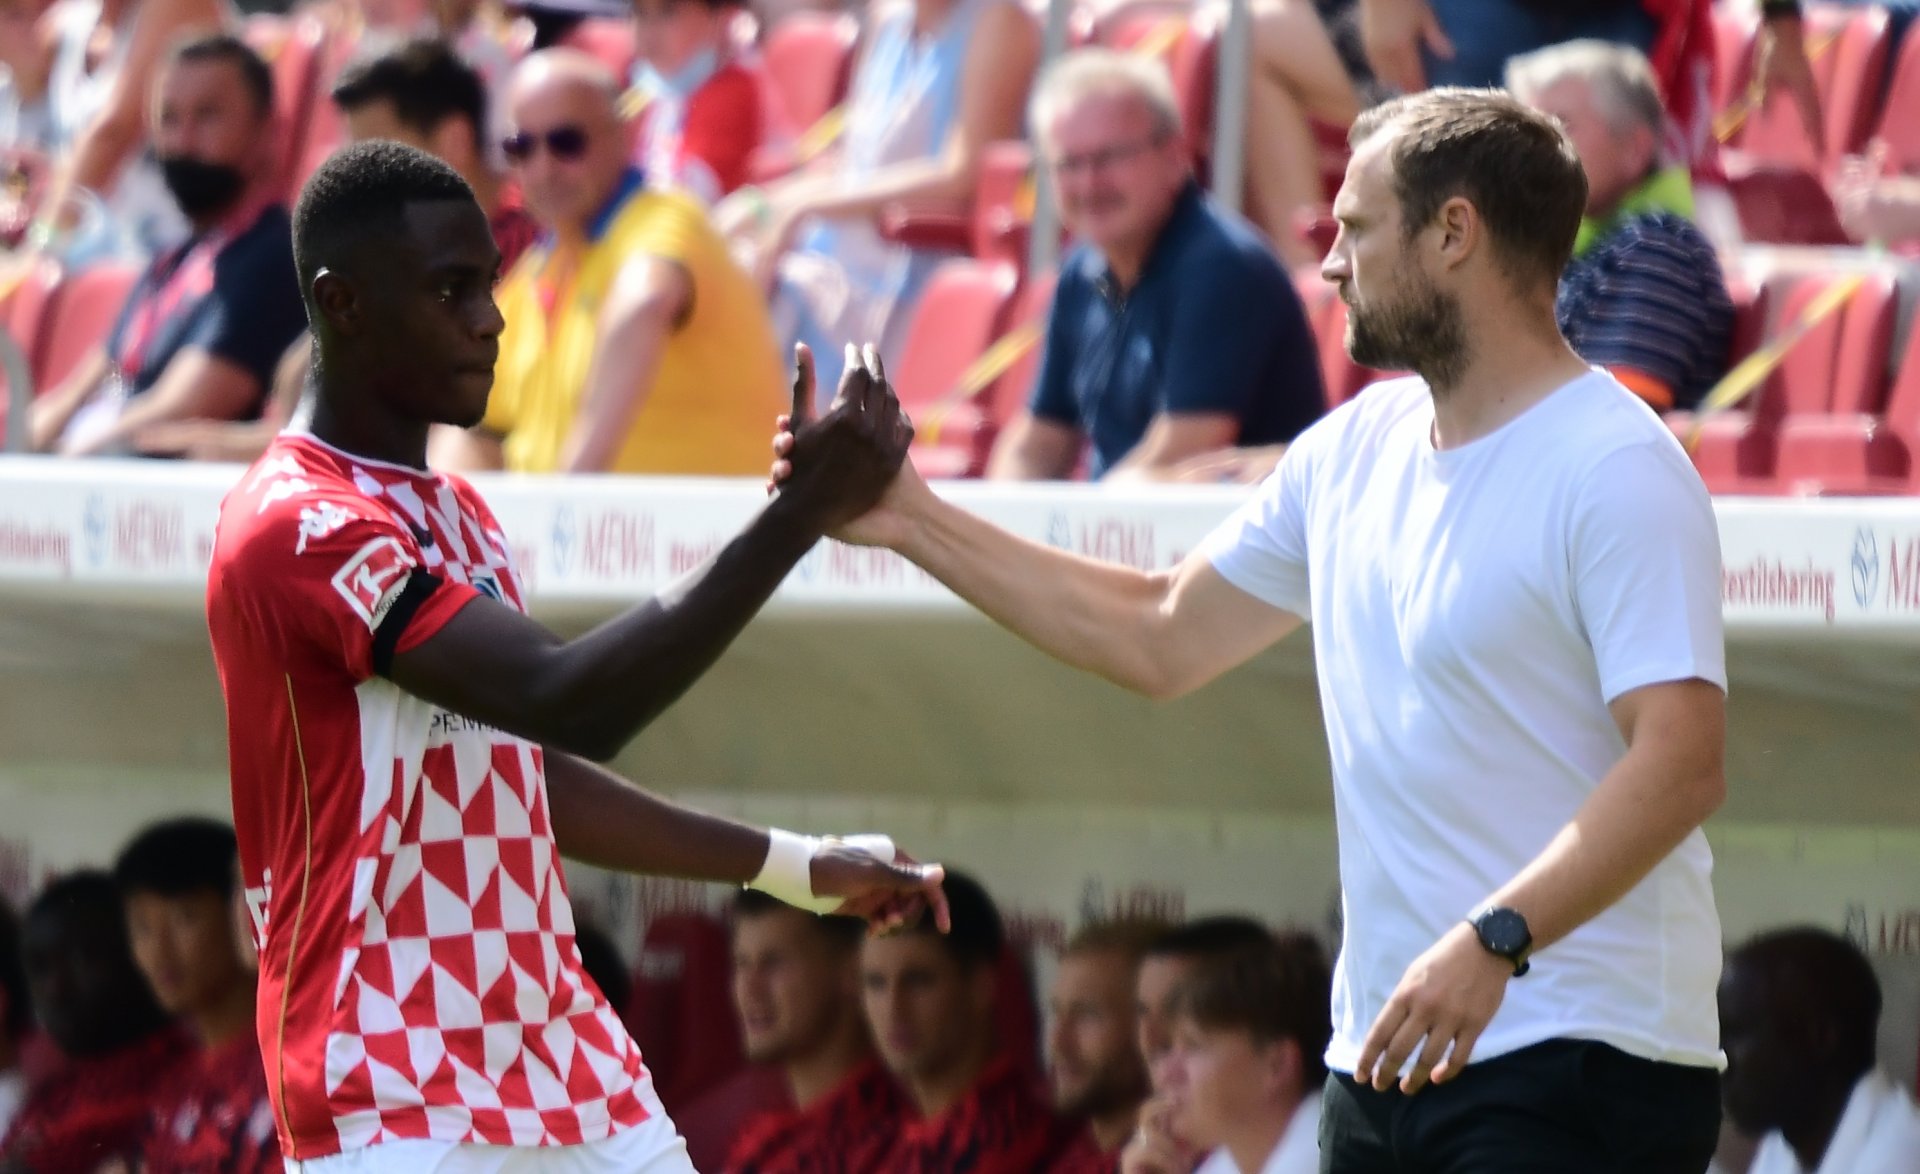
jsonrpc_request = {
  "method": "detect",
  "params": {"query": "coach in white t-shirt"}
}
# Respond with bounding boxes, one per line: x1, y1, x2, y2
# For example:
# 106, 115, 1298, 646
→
775, 86, 1730, 1172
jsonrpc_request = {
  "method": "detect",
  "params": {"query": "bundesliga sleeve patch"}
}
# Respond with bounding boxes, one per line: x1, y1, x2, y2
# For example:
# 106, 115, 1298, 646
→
330, 535, 417, 630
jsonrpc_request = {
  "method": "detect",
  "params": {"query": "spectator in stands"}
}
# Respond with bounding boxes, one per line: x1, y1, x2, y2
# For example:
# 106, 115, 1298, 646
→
1508, 40, 1733, 413
1133, 917, 1275, 1174
1046, 919, 1165, 1173
1718, 927, 1920, 1174
1834, 146, 1920, 250
698, 890, 899, 1173
629, 0, 765, 203
431, 48, 786, 475
862, 870, 1070, 1171
138, 36, 541, 464
27, 0, 226, 262
26, 35, 307, 458
1122, 934, 1330, 1174
0, 898, 25, 1145
114, 817, 278, 1174
990, 51, 1324, 482
715, 0, 1040, 399
0, 871, 192, 1173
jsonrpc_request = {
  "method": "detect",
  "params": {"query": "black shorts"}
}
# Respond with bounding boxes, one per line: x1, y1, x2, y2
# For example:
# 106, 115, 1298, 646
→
1319, 1039, 1722, 1174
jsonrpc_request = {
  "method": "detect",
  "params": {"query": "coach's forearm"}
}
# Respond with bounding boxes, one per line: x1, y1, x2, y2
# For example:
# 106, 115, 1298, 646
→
545, 750, 770, 882
894, 494, 1177, 697
1485, 741, 1724, 954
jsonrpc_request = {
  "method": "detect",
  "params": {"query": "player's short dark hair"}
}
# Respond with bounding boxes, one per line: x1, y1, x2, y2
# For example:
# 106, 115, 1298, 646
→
1063, 916, 1173, 968
113, 817, 239, 900
0, 895, 29, 1041
1348, 87, 1587, 291
1171, 930, 1333, 1087
573, 920, 631, 1010
900, 869, 1003, 971
1145, 915, 1275, 963
1730, 926, 1882, 1077
332, 37, 490, 156
27, 870, 128, 936
734, 888, 866, 951
168, 33, 274, 118
293, 139, 477, 299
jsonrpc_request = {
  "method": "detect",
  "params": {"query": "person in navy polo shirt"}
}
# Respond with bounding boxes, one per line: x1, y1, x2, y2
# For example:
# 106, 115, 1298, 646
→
28, 34, 307, 459
987, 49, 1325, 482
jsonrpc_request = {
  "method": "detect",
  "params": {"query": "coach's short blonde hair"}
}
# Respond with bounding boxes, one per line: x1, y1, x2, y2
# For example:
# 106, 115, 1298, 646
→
1029, 48, 1182, 151
1505, 38, 1667, 138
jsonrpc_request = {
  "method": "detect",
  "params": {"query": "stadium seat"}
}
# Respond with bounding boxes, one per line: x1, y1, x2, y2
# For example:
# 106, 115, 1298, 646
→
559, 17, 639, 78
1711, 5, 1757, 116
975, 266, 1059, 471
35, 262, 138, 392
1731, 4, 1890, 175
893, 259, 1018, 477
1721, 160, 1850, 245
246, 14, 327, 204
1871, 14, 1920, 174
759, 11, 858, 136
1776, 273, 1916, 494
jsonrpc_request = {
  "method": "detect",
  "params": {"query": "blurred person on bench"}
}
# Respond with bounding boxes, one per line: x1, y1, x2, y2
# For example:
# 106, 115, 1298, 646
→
629, 0, 766, 204
139, 36, 540, 463
26, 35, 307, 458
714, 0, 1040, 400
430, 48, 785, 475
1045, 918, 1167, 1174
988, 50, 1324, 483
1715, 926, 1920, 1174
0, 872, 192, 1174
861, 870, 1073, 1172
1123, 932, 1331, 1174
688, 890, 898, 1172
114, 818, 278, 1174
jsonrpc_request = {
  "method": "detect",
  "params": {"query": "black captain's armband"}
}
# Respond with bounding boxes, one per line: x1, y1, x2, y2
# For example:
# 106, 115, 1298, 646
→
372, 572, 444, 677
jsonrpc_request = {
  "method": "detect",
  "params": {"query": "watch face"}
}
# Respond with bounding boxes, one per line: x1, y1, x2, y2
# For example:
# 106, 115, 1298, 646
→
1479, 909, 1530, 956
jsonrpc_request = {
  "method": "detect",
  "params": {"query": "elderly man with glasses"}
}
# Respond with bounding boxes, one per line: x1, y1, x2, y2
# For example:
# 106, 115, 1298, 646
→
987, 49, 1326, 484
432, 47, 784, 477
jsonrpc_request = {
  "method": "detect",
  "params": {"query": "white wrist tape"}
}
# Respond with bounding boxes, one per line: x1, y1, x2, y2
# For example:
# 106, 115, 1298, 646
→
748, 829, 897, 915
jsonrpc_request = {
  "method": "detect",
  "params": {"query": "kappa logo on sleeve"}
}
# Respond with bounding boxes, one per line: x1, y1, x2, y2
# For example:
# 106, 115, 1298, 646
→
331, 535, 416, 629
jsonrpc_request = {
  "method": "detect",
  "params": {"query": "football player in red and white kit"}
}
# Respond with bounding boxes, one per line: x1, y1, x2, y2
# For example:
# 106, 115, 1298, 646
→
206, 140, 947, 1174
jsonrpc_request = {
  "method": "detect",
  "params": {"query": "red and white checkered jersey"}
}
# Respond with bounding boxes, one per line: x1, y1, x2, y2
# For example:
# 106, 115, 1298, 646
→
206, 433, 653, 1162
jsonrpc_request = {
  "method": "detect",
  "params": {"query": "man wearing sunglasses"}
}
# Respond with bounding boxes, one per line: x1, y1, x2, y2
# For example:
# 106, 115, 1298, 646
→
431, 48, 785, 477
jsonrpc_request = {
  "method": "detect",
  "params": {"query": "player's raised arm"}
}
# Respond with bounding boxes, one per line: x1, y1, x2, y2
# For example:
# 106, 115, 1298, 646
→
385, 344, 907, 762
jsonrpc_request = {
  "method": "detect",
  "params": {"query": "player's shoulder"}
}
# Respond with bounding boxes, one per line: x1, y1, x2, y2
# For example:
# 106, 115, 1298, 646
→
1301, 374, 1429, 449
213, 436, 403, 572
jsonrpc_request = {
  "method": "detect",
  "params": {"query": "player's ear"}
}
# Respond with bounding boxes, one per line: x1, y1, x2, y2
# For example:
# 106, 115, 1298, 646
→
312, 269, 362, 335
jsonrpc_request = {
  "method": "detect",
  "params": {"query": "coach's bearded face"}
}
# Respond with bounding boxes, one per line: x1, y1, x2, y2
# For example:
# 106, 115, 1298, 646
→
1344, 247, 1469, 392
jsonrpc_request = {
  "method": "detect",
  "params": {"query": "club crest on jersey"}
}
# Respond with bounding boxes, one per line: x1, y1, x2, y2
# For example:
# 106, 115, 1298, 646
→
472, 573, 503, 601
331, 535, 415, 629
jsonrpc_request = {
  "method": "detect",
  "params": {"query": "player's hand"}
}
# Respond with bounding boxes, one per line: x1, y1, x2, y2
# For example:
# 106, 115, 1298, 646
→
1757, 13, 1825, 160
1359, 0, 1452, 96
1119, 1095, 1195, 1174
769, 342, 930, 547
811, 844, 951, 934
1357, 921, 1511, 1094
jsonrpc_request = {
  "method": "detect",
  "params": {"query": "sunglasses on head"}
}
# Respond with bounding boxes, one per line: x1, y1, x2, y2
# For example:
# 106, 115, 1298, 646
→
502, 125, 590, 163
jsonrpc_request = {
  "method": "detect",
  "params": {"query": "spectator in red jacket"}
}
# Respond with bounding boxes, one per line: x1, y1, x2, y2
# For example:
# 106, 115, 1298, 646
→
630, 0, 766, 202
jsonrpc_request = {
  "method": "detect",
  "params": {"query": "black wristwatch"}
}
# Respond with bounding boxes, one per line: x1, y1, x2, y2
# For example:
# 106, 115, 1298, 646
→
1469, 906, 1533, 977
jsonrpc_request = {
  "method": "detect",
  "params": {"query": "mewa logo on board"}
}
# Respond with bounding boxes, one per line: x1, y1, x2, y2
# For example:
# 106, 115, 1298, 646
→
1849, 528, 1920, 613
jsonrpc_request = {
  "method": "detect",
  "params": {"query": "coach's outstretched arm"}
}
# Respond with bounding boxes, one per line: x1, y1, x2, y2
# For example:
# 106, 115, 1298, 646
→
770, 413, 1301, 700
385, 346, 911, 762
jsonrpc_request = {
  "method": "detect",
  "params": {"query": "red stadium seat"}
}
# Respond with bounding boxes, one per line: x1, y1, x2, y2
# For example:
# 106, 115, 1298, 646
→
1721, 160, 1850, 245
1871, 16, 1920, 174
894, 259, 1018, 477
988, 267, 1057, 429
1776, 273, 1916, 494
36, 262, 138, 392
0, 258, 61, 444
560, 17, 638, 78
972, 140, 1037, 266
622, 912, 744, 1110
246, 14, 328, 203
1711, 6, 1757, 116
1732, 4, 1890, 175
759, 11, 858, 135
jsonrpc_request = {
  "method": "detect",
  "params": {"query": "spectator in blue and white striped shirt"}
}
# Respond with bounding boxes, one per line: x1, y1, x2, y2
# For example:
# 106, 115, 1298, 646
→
1508, 40, 1733, 413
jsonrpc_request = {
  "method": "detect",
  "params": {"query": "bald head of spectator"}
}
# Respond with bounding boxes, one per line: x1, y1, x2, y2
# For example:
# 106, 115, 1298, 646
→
22, 872, 168, 1058
1136, 917, 1273, 1078
504, 49, 636, 238
733, 891, 868, 1091
1719, 928, 1882, 1153
1047, 918, 1164, 1152
1031, 49, 1191, 268
1506, 40, 1667, 222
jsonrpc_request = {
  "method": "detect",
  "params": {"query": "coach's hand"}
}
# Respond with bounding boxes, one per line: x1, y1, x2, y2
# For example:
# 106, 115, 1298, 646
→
770, 342, 931, 548
1357, 921, 1510, 1094
812, 844, 951, 935
771, 342, 914, 534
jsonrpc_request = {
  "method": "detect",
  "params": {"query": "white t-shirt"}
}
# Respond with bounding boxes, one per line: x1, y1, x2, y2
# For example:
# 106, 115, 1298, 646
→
1203, 371, 1726, 1075
1749, 1070, 1920, 1174
1258, 1089, 1320, 1174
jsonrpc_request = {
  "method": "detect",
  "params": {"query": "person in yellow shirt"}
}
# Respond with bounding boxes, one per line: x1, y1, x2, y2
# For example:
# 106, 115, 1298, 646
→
431, 47, 784, 476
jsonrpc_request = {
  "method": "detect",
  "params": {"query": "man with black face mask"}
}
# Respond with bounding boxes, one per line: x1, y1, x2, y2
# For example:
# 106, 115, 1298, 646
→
28, 33, 308, 459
